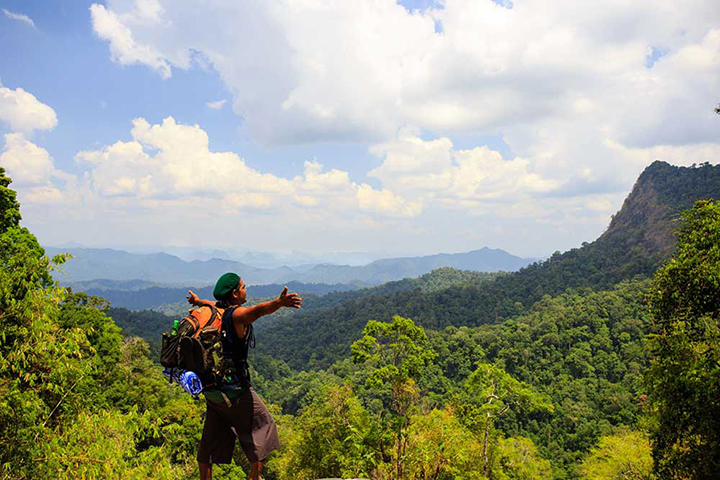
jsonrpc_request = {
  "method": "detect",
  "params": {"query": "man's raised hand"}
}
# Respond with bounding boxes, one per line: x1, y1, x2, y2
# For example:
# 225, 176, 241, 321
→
278, 286, 302, 309
186, 290, 200, 306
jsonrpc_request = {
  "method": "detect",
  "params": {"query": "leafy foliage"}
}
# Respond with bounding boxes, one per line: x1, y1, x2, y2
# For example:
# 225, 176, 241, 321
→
107, 307, 175, 358
352, 316, 437, 480
645, 199, 720, 479
458, 363, 553, 477
579, 430, 653, 480
3, 164, 718, 479
404, 407, 484, 480
492, 436, 554, 480
0, 169, 202, 479
275, 384, 376, 480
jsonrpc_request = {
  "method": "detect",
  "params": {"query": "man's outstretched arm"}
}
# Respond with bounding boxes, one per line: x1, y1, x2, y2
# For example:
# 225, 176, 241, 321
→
232, 287, 302, 325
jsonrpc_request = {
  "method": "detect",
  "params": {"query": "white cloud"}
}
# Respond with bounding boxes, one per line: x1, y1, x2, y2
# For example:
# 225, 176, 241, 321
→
88, 0, 720, 228
0, 85, 75, 206
91, 0, 720, 149
0, 87, 58, 134
75, 116, 420, 217
369, 132, 563, 207
1, 133, 56, 186
357, 184, 423, 217
90, 3, 172, 79
0, 133, 75, 204
9, 0, 714, 256
604, 139, 720, 168
3, 8, 36, 28
206, 99, 227, 110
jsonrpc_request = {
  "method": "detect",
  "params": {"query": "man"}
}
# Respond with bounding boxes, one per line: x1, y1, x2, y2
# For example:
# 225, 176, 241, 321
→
186, 272, 302, 480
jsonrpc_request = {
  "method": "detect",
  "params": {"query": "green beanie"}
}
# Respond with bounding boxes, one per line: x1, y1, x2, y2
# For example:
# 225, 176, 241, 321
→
213, 272, 240, 300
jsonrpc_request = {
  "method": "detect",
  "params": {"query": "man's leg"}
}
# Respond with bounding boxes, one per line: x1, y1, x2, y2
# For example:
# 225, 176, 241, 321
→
250, 461, 263, 480
199, 461, 212, 480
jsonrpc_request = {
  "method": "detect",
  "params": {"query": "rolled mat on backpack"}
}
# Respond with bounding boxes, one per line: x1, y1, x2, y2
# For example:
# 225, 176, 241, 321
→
162, 367, 203, 396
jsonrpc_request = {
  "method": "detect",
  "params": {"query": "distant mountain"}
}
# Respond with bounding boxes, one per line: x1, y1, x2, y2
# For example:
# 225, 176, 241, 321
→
65, 279, 164, 291
47, 246, 531, 286
288, 247, 530, 284
81, 281, 363, 311
46, 247, 293, 286
255, 161, 720, 369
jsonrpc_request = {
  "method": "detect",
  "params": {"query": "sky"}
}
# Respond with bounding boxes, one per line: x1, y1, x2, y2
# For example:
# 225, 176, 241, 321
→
0, 0, 718, 259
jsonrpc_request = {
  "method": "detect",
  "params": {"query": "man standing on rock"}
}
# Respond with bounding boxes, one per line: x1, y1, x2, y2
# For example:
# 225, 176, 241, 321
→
187, 272, 302, 480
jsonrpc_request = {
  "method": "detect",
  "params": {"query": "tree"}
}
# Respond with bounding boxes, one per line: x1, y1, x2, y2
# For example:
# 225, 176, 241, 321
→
0, 167, 201, 479
0, 169, 92, 475
0, 167, 21, 234
351, 315, 437, 480
458, 363, 553, 478
580, 430, 653, 480
492, 436, 553, 480
276, 384, 374, 480
404, 407, 484, 480
646, 200, 720, 478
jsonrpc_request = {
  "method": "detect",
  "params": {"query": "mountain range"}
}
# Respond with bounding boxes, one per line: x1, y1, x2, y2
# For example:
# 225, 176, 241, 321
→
47, 245, 532, 287
253, 161, 720, 369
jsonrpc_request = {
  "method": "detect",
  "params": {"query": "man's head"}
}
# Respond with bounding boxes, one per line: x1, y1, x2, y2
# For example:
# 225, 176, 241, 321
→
213, 272, 247, 306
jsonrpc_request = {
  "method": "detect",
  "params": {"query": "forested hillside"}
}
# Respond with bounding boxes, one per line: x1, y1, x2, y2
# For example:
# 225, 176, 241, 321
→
105, 269, 501, 358
255, 161, 720, 369
247, 280, 653, 477
3, 162, 719, 480
0, 169, 204, 479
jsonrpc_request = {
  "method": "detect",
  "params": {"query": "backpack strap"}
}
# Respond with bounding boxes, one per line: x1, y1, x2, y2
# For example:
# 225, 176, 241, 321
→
185, 313, 200, 332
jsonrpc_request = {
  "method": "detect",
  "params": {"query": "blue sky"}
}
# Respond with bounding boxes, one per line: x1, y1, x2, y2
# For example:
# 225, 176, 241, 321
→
1, 0, 718, 259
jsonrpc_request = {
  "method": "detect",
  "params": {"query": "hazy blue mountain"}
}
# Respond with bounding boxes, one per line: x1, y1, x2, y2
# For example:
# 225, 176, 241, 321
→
45, 247, 292, 285
286, 247, 531, 284
46, 245, 531, 286
66, 279, 164, 291
82, 281, 362, 311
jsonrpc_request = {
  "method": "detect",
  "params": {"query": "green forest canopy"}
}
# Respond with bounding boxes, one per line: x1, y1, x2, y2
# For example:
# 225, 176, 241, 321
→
2, 162, 719, 479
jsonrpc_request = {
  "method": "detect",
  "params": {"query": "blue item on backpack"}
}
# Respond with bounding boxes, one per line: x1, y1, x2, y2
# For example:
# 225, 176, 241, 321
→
162, 367, 203, 396
180, 370, 203, 395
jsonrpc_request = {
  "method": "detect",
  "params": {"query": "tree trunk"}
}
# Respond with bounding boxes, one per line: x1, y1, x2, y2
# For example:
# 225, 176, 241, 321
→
482, 422, 490, 479
396, 422, 404, 480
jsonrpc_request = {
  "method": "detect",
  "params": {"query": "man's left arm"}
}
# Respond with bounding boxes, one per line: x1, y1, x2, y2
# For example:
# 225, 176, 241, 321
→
231, 287, 302, 325
187, 290, 217, 308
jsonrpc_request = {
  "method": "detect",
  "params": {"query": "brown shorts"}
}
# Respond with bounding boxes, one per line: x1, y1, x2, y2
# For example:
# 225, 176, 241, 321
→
197, 388, 280, 464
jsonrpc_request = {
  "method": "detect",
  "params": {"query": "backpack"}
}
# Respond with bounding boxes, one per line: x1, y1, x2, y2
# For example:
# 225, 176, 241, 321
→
160, 305, 225, 390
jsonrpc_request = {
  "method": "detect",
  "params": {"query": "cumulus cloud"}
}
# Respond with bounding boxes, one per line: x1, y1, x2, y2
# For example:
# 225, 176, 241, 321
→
0, 86, 58, 134
1, 133, 56, 186
75, 116, 421, 217
357, 184, 423, 217
90, 3, 172, 79
0, 85, 72, 205
369, 132, 563, 208
91, 0, 720, 148
15, 0, 718, 254
88, 0, 720, 228
0, 133, 75, 204
2, 8, 36, 28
